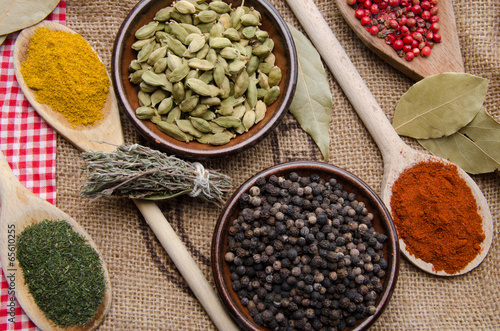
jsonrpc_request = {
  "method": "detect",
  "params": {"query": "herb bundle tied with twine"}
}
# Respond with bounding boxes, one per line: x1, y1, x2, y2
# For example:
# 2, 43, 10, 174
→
80, 144, 232, 206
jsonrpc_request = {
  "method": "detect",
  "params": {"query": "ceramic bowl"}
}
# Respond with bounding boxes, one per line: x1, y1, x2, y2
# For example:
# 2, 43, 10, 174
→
112, 0, 297, 159
212, 161, 399, 330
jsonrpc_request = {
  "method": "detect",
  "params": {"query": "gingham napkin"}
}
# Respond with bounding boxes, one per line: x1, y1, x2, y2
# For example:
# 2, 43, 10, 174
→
0, 2, 66, 329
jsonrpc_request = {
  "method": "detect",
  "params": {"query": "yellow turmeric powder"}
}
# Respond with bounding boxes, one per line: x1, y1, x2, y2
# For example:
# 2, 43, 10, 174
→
21, 27, 109, 126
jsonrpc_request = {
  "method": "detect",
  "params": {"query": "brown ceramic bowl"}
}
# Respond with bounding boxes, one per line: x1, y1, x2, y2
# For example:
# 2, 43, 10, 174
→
212, 161, 399, 330
112, 0, 297, 159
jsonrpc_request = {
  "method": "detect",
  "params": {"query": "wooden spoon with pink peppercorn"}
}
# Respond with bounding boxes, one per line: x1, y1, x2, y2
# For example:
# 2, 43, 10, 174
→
334, 0, 464, 80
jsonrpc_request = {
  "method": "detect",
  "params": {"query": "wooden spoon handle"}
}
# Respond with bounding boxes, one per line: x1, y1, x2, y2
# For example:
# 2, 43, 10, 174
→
286, 0, 406, 160
133, 200, 238, 331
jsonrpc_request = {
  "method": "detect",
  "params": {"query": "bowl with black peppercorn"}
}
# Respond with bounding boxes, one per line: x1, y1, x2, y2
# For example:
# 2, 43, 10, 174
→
212, 161, 399, 330
112, 0, 297, 159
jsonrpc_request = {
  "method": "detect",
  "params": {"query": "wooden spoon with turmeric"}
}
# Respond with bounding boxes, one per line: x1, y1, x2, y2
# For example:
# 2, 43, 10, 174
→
286, 0, 493, 276
13, 21, 123, 154
13, 21, 238, 330
0, 150, 112, 331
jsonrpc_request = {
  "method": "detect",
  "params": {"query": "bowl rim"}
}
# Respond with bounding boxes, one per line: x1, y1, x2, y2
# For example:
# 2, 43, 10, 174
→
212, 160, 400, 331
111, 0, 298, 159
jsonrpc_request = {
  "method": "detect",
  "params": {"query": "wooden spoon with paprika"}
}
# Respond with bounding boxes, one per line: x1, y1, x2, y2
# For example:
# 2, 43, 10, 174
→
334, 0, 464, 81
286, 0, 493, 276
0, 150, 112, 331
13, 21, 238, 330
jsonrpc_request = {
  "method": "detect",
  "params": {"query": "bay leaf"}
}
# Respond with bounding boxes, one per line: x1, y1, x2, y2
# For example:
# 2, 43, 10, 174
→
0, 0, 60, 35
287, 24, 332, 161
393, 73, 488, 139
418, 108, 500, 174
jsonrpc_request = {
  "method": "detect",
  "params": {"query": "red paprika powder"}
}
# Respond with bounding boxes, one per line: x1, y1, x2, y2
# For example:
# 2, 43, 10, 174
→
390, 160, 485, 274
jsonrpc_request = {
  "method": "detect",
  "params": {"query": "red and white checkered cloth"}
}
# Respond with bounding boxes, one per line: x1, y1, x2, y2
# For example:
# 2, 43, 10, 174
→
0, 2, 66, 330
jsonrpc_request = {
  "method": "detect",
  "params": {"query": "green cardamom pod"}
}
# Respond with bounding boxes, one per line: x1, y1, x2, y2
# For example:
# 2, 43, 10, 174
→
167, 51, 183, 71
219, 76, 231, 99
179, 95, 199, 112
138, 91, 152, 106
132, 37, 154, 51
196, 44, 210, 59
158, 97, 174, 115
137, 42, 154, 62
263, 85, 280, 105
206, 48, 218, 64
232, 105, 247, 119
219, 13, 231, 29
257, 88, 267, 100
199, 70, 214, 84
196, 133, 213, 144
264, 52, 276, 65
268, 66, 282, 87
190, 116, 212, 133
246, 56, 260, 76
186, 78, 219, 97
233, 42, 249, 58
234, 122, 246, 135
150, 89, 169, 106
219, 47, 240, 60
234, 69, 250, 98
213, 116, 241, 128
129, 59, 143, 72
168, 62, 190, 82
197, 10, 218, 23
170, 10, 193, 24
147, 46, 168, 65
155, 31, 169, 42
142, 71, 166, 86
242, 109, 256, 132
240, 13, 261, 26
213, 62, 226, 88
263, 38, 275, 52
180, 23, 202, 35
174, 0, 197, 14
135, 21, 159, 40
241, 26, 257, 39
187, 34, 206, 53
258, 62, 273, 74
157, 121, 191, 142
169, 22, 190, 44
209, 1, 231, 13
209, 37, 232, 49
217, 101, 234, 116
255, 30, 269, 42
252, 44, 271, 58
140, 82, 158, 93
129, 69, 146, 84
202, 110, 216, 121
175, 119, 203, 138
223, 28, 241, 41
196, 22, 214, 33
246, 76, 258, 109
209, 22, 224, 38
230, 6, 245, 30
153, 57, 168, 73
189, 104, 209, 117
154, 7, 173, 21
208, 121, 225, 133
255, 100, 267, 123
258, 70, 270, 90
136, 106, 156, 120
187, 58, 215, 71
172, 82, 185, 104
228, 59, 246, 75
166, 107, 182, 123
208, 132, 232, 145
201, 97, 221, 106
166, 35, 187, 57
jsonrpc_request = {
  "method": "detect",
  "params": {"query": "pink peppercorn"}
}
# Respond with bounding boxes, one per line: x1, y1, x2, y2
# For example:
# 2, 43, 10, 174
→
421, 45, 432, 56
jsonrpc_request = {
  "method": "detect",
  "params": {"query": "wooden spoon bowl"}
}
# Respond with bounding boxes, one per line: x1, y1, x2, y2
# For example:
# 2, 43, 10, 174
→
334, 0, 464, 81
286, 0, 493, 276
13, 21, 123, 153
0, 151, 112, 331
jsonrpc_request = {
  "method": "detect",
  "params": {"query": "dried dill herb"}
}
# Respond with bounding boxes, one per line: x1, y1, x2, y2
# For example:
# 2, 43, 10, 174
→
80, 144, 232, 206
16, 220, 106, 327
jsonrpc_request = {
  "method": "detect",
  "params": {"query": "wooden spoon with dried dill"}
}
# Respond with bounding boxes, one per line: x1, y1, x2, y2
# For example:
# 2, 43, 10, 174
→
0, 151, 112, 331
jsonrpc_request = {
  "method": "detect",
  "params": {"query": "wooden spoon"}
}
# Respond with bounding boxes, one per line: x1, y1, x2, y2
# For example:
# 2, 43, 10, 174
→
13, 21, 123, 153
13, 21, 238, 330
286, 0, 493, 276
0, 150, 112, 331
334, 0, 464, 81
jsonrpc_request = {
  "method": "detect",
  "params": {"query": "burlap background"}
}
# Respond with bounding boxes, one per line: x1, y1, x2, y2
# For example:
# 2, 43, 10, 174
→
54, 0, 500, 329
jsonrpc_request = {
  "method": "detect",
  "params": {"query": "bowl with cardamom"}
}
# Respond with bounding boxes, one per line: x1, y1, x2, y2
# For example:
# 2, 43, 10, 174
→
112, 0, 297, 159
212, 161, 400, 330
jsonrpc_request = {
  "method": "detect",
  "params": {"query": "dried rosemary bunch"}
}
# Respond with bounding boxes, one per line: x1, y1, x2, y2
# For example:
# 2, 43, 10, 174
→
80, 144, 232, 205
